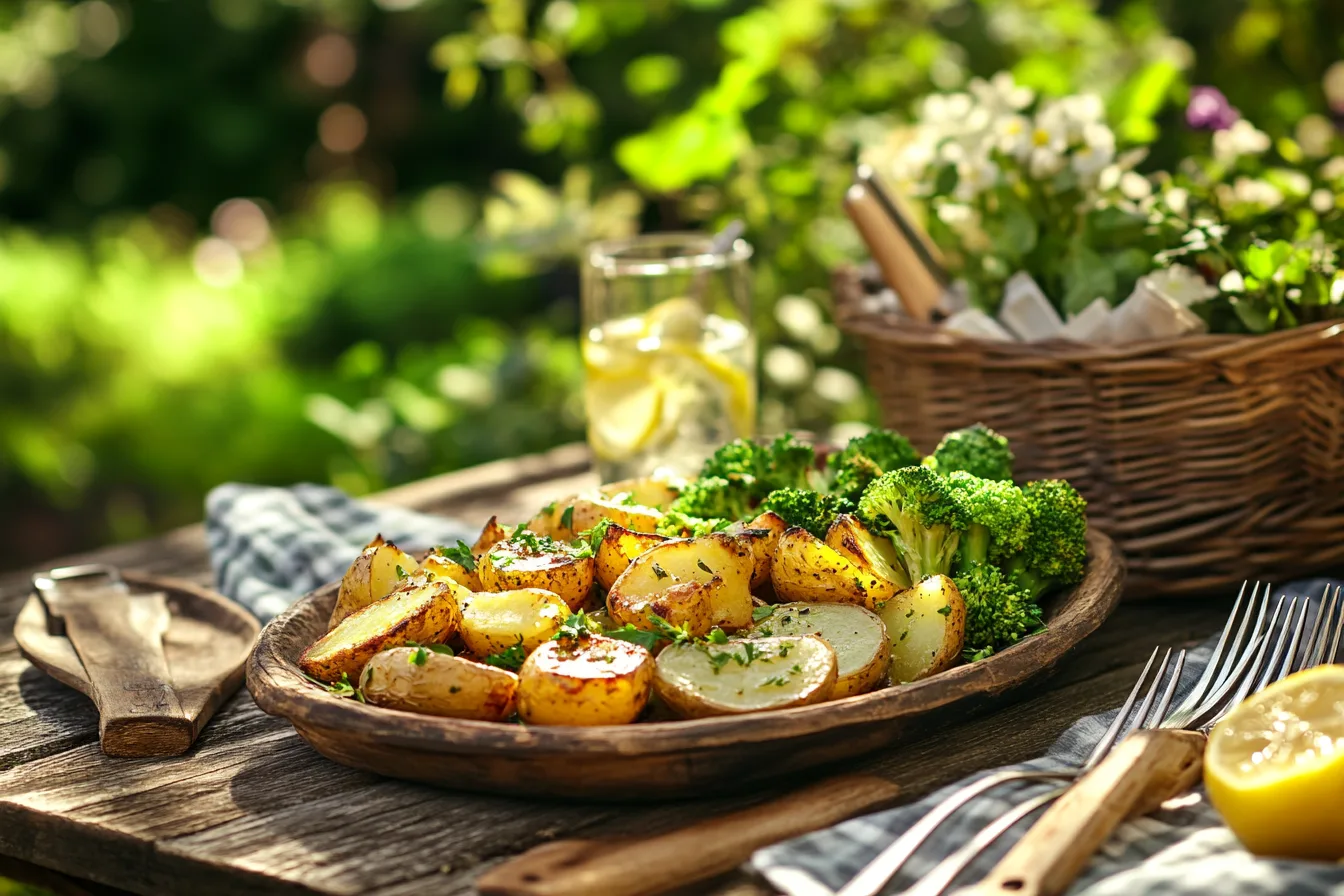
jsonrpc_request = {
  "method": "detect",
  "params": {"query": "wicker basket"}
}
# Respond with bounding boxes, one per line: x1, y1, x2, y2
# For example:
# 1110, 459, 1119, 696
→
833, 265, 1344, 597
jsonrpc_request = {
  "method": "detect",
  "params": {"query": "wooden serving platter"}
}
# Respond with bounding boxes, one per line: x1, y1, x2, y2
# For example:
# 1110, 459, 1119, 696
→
247, 529, 1123, 799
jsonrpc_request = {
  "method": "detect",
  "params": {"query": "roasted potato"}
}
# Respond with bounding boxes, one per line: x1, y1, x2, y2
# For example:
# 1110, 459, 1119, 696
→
730, 511, 787, 590
421, 547, 481, 591
301, 579, 462, 682
654, 635, 837, 718
595, 524, 669, 591
330, 535, 420, 629
749, 602, 889, 698
879, 575, 967, 683
361, 648, 517, 721
607, 536, 753, 634
472, 516, 510, 563
825, 514, 911, 590
478, 536, 595, 610
599, 477, 681, 508
771, 528, 898, 609
515, 635, 654, 725
458, 587, 570, 657
568, 496, 663, 535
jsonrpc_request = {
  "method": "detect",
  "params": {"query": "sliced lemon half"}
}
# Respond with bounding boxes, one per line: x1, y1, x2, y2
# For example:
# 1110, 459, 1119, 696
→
1204, 664, 1344, 860
584, 374, 665, 461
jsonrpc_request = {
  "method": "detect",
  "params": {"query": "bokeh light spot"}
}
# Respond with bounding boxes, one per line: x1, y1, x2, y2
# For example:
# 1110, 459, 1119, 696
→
211, 198, 271, 252
192, 237, 244, 288
318, 102, 368, 153
305, 33, 356, 88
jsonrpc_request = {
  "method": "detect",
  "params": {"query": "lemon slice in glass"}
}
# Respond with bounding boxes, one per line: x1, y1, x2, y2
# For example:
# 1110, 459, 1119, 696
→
1204, 664, 1344, 860
584, 372, 666, 461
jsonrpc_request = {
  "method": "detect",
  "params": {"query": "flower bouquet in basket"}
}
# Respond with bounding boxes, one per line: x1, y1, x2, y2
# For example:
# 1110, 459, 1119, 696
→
860, 73, 1344, 343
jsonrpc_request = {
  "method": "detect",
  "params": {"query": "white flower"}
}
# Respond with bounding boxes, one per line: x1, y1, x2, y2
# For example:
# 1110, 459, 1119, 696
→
1119, 171, 1152, 200
1212, 119, 1271, 164
1028, 146, 1065, 179
920, 92, 974, 128
1181, 229, 1209, 252
1311, 188, 1336, 214
1144, 264, 1218, 308
953, 154, 1000, 200
1060, 93, 1106, 128
993, 114, 1033, 160
936, 202, 975, 227
1031, 103, 1073, 153
968, 71, 1034, 113
1320, 156, 1344, 182
1071, 122, 1116, 177
1276, 170, 1312, 198
1164, 187, 1189, 217
1219, 270, 1245, 293
1332, 275, 1344, 304
1098, 165, 1122, 192
1231, 176, 1283, 209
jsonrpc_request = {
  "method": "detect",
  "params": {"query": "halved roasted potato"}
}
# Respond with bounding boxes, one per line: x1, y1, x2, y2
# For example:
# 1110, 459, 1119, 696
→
515, 635, 654, 725
653, 634, 837, 718
879, 575, 967, 683
361, 648, 517, 721
771, 528, 898, 609
422, 545, 481, 591
478, 535, 595, 610
458, 587, 570, 657
599, 477, 681, 508
825, 514, 911, 590
568, 496, 664, 535
749, 602, 889, 697
607, 536, 753, 634
330, 535, 420, 629
595, 524, 669, 591
301, 579, 462, 682
730, 511, 787, 590
472, 516, 510, 563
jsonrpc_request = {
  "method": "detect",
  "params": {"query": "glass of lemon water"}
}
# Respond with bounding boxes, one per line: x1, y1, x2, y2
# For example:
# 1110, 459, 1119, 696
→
582, 232, 757, 483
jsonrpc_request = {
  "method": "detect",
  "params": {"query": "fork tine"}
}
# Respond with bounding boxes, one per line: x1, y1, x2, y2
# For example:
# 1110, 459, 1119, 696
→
1166, 586, 1267, 729
1130, 648, 1172, 729
1327, 585, 1344, 665
1081, 646, 1161, 770
1166, 581, 1250, 721
1149, 649, 1186, 725
1298, 583, 1333, 670
1258, 597, 1308, 691
1270, 597, 1310, 683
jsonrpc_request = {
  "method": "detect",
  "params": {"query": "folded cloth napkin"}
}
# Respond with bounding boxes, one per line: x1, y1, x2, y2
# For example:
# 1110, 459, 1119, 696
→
205, 483, 476, 621
751, 579, 1344, 896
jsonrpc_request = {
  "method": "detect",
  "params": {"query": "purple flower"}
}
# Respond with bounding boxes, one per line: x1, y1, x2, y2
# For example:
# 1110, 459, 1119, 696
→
1187, 86, 1240, 131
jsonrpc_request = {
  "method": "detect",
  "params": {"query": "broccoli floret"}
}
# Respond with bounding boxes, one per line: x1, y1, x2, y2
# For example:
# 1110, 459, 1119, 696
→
825, 429, 921, 507
666, 476, 754, 523
956, 563, 1044, 660
857, 466, 969, 582
699, 438, 769, 490
927, 424, 1015, 481
696, 434, 816, 501
1004, 479, 1088, 600
945, 471, 1030, 575
764, 434, 818, 492
655, 511, 730, 538
758, 488, 844, 539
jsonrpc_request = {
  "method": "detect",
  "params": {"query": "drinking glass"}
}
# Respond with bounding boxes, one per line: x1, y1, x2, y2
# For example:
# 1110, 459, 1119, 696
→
581, 232, 757, 483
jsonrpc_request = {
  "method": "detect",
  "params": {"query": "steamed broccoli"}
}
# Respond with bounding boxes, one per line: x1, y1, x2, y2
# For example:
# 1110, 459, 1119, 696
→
655, 511, 730, 538
666, 476, 753, 523
826, 429, 921, 507
758, 488, 844, 539
926, 424, 1015, 481
1004, 479, 1088, 600
945, 471, 1030, 576
697, 434, 816, 500
857, 466, 969, 582
956, 563, 1044, 660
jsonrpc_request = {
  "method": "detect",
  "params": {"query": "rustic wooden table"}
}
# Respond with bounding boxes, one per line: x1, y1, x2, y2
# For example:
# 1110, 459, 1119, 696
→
0, 445, 1240, 896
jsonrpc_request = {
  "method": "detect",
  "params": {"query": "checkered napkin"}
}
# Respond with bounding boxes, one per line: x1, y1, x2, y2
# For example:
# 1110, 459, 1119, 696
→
205, 483, 475, 621
751, 579, 1344, 896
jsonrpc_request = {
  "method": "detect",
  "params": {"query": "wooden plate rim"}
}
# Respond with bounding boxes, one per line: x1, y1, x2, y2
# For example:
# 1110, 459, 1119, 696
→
247, 529, 1123, 755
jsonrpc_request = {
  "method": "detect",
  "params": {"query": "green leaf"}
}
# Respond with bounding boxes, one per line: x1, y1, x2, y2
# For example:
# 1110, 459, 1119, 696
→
624, 55, 683, 98
603, 624, 659, 651
1061, 246, 1117, 315
1233, 297, 1275, 334
986, 190, 1037, 259
434, 541, 476, 572
751, 605, 775, 623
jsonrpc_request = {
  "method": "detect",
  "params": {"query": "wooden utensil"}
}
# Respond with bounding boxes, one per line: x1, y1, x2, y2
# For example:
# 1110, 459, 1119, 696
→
959, 729, 1206, 896
477, 774, 902, 896
842, 181, 945, 322
20, 567, 258, 758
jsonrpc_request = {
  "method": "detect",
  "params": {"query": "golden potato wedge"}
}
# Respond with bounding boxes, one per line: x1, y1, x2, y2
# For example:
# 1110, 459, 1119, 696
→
478, 536, 595, 610
825, 514, 911, 590
330, 535, 420, 629
771, 528, 897, 609
749, 602, 890, 697
422, 545, 481, 591
568, 496, 664, 535
608, 579, 716, 636
607, 537, 753, 634
472, 516, 510, 563
301, 579, 462, 682
654, 635, 837, 718
730, 511, 787, 590
516, 635, 654, 725
595, 524, 669, 591
525, 497, 575, 538
599, 477, 681, 508
458, 587, 570, 657
361, 648, 517, 721
879, 575, 967, 683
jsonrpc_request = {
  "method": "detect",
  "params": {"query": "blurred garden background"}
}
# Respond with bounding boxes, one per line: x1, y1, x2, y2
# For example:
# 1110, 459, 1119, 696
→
1, 0, 1342, 575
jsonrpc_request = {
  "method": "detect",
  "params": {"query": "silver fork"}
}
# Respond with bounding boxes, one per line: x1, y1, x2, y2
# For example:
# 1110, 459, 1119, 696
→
956, 584, 1341, 896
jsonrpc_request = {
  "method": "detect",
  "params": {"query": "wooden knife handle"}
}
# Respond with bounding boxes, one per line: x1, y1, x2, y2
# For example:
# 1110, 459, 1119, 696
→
843, 183, 945, 322
959, 729, 1205, 896
476, 773, 902, 896
59, 593, 192, 757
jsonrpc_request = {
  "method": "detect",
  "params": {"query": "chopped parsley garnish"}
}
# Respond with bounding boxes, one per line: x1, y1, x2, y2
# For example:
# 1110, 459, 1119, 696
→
604, 624, 660, 651
572, 518, 612, 559
648, 613, 693, 645
937, 604, 952, 616
409, 646, 429, 665
541, 501, 557, 516
652, 562, 669, 580
752, 605, 776, 623
761, 675, 789, 687
705, 627, 729, 644
778, 643, 791, 657
554, 611, 600, 641
485, 638, 527, 671
964, 645, 995, 662
434, 541, 477, 571
697, 559, 715, 575
790, 663, 802, 674
395, 565, 409, 580
305, 672, 365, 702
560, 504, 575, 530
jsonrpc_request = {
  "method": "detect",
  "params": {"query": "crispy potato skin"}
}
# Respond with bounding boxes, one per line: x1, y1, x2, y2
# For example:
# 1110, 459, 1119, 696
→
301, 579, 462, 682
478, 541, 596, 610
569, 497, 663, 536
458, 588, 570, 657
770, 528, 897, 609
880, 575, 967, 683
599, 477, 681, 508
595, 525, 668, 591
472, 516, 510, 564
361, 649, 517, 721
515, 635, 654, 725
825, 515, 910, 591
608, 579, 716, 635
732, 511, 787, 590
421, 552, 482, 591
653, 635, 838, 718
330, 535, 420, 629
749, 602, 889, 698
606, 536, 754, 635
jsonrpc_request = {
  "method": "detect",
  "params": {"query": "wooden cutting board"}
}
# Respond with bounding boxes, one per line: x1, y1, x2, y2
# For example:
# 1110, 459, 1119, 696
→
14, 572, 259, 756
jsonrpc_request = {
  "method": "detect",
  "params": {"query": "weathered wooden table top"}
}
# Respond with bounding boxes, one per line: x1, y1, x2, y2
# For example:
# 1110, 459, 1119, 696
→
0, 445, 1241, 896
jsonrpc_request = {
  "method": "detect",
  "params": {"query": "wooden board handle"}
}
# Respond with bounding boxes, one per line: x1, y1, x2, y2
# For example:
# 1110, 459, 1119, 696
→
960, 729, 1206, 896
476, 773, 902, 896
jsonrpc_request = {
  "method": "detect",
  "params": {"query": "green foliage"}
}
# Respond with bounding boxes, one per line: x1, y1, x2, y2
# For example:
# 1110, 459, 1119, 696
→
757, 487, 843, 538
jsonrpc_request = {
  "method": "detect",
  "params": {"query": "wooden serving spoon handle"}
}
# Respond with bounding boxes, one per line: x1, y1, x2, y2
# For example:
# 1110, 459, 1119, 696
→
476, 773, 902, 896
959, 729, 1206, 896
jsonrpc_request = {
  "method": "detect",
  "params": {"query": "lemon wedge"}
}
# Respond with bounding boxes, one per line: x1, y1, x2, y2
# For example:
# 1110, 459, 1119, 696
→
1204, 664, 1344, 860
584, 374, 665, 461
